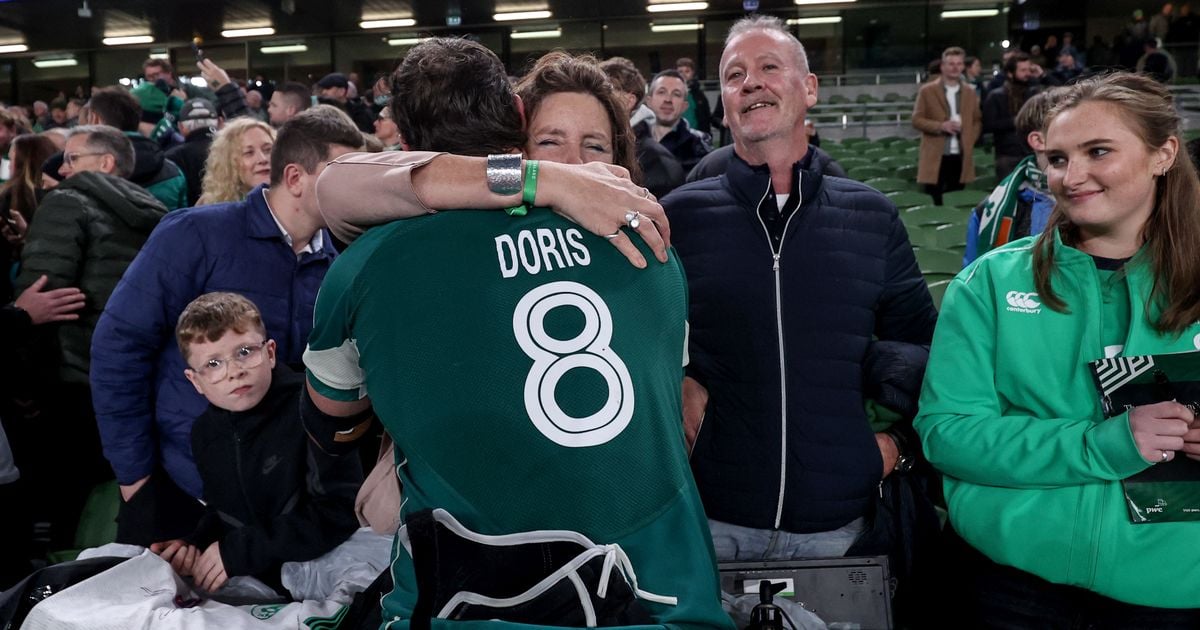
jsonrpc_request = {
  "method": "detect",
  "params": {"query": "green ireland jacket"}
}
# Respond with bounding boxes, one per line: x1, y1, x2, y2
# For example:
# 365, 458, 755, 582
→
915, 232, 1200, 608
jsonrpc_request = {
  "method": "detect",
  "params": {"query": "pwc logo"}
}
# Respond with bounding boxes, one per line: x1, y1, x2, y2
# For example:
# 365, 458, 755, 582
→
1005, 291, 1041, 314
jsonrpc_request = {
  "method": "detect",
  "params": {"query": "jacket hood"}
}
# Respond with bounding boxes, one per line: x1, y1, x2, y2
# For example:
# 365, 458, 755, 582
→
126, 132, 166, 184
59, 171, 167, 231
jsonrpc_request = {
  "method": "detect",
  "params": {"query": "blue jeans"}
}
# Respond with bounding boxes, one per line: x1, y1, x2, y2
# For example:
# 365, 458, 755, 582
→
708, 517, 866, 562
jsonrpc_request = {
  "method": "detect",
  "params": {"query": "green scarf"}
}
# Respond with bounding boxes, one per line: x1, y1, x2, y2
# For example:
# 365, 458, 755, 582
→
976, 154, 1045, 254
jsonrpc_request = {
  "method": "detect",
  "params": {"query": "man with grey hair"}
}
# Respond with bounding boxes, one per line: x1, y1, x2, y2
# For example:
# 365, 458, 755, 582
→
662, 12, 937, 604
165, 98, 219, 206
14, 124, 166, 547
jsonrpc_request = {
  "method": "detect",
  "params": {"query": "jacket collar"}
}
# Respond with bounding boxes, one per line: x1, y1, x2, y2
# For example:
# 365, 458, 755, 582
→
722, 146, 824, 211
243, 184, 336, 259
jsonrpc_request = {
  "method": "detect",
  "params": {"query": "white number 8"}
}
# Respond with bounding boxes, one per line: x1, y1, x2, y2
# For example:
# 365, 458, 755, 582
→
513, 281, 634, 448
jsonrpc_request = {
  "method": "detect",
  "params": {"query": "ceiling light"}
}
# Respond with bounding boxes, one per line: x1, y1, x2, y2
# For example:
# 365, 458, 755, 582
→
647, 2, 708, 12
493, 10, 552, 21
793, 0, 856, 4
360, 19, 416, 29
0, 44, 27, 54
941, 9, 1000, 18
149, 48, 169, 59
510, 28, 561, 39
221, 27, 276, 38
102, 35, 154, 46
650, 23, 703, 32
387, 37, 426, 46
33, 57, 78, 68
261, 43, 307, 54
788, 16, 842, 24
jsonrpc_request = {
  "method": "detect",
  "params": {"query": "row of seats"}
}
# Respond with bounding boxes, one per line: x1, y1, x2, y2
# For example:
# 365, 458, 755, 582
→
820, 136, 989, 308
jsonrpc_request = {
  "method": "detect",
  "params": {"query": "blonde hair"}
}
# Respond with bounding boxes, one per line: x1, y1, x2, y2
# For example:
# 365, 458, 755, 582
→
197, 117, 275, 206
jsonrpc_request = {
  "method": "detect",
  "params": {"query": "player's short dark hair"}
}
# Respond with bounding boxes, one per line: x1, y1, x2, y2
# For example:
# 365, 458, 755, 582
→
389, 37, 524, 156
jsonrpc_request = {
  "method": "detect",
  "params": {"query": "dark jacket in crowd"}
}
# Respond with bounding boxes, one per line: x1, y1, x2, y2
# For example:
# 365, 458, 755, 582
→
317, 97, 374, 133
91, 184, 336, 499
126, 132, 188, 211
663, 151, 937, 534
657, 118, 712, 174
685, 79, 713, 136
686, 144, 847, 184
213, 83, 260, 124
15, 172, 167, 384
188, 367, 362, 585
633, 122, 685, 199
982, 85, 1033, 175
164, 127, 215, 207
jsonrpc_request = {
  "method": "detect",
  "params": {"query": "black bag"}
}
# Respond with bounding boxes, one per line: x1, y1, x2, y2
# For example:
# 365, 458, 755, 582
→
0, 556, 128, 629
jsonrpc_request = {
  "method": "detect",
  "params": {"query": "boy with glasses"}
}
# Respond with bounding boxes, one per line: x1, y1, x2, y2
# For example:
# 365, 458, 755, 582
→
150, 292, 361, 595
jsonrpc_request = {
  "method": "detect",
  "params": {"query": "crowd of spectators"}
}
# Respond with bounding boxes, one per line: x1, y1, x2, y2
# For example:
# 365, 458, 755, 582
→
0, 9, 1196, 630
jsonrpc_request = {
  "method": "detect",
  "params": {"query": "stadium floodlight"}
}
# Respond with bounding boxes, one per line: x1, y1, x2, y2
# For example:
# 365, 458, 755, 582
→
494, 10, 552, 21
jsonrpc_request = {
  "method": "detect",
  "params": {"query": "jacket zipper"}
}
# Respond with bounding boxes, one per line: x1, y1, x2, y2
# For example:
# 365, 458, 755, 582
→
231, 425, 254, 520
753, 174, 802, 529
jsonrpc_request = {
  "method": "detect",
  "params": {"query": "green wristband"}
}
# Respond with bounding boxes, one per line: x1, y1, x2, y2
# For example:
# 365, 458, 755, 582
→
503, 159, 539, 217
522, 160, 539, 205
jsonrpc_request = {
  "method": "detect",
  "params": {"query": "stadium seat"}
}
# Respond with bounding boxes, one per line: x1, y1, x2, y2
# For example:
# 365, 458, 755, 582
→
942, 189, 984, 208
828, 94, 852, 105
847, 165, 890, 180
863, 177, 913, 193
841, 136, 871, 147
928, 278, 953, 309
46, 480, 119, 564
903, 205, 970, 227
967, 175, 999, 191
886, 190, 930, 209
915, 247, 964, 274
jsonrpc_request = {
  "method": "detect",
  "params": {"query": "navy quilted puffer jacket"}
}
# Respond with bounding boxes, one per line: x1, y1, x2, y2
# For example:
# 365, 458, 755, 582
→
665, 150, 937, 534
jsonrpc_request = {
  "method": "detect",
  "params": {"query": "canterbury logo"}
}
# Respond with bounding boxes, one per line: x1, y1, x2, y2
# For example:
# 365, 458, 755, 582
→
1005, 291, 1041, 313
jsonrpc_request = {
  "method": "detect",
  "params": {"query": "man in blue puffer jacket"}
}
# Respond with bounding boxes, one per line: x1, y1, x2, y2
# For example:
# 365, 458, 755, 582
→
90, 107, 363, 546
664, 15, 937, 566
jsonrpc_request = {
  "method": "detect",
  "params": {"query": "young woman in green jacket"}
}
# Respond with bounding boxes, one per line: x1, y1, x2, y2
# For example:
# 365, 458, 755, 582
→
916, 72, 1200, 627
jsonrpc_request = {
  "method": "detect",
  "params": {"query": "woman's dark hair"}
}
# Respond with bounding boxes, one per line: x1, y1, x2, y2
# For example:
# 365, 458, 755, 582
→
515, 51, 641, 182
1034, 72, 1200, 334
2, 134, 56, 220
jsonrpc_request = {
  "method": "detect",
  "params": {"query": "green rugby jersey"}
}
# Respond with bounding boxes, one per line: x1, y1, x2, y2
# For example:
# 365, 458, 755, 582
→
305, 208, 731, 630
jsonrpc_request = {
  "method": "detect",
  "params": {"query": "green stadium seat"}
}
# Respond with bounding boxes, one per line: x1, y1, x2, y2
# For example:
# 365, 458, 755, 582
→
882, 92, 906, 102
915, 247, 964, 274
863, 177, 913, 193
47, 480, 119, 564
967, 175, 999, 191
855, 93, 878, 103
886, 191, 930, 209
828, 94, 851, 105
928, 279, 953, 309
904, 205, 971, 227
942, 189, 984, 208
875, 136, 906, 146
847, 165, 890, 180
893, 164, 918, 180
841, 136, 871, 147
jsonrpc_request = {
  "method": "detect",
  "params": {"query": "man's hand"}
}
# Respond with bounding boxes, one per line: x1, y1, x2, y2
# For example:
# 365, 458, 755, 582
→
682, 376, 708, 454
119, 475, 151, 502
196, 59, 232, 90
536, 161, 670, 269
193, 542, 229, 592
876, 432, 900, 478
3, 210, 28, 245
151, 539, 198, 577
14, 275, 86, 325
939, 119, 961, 135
